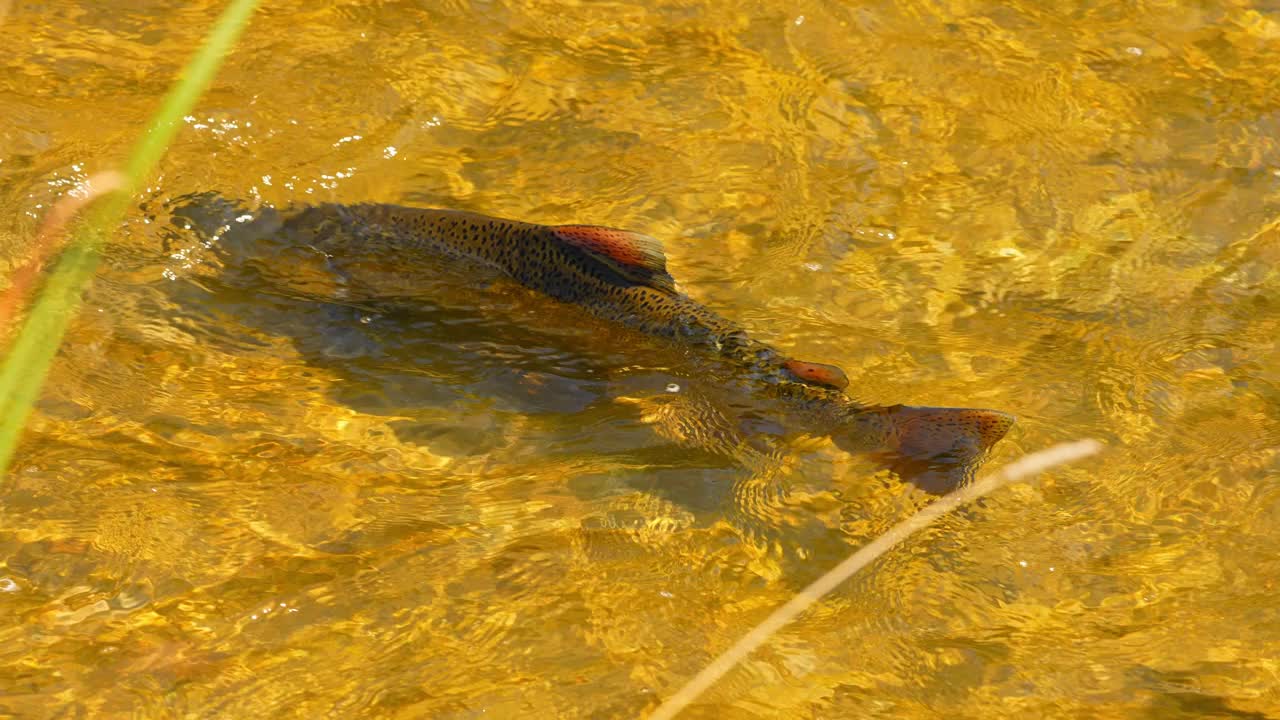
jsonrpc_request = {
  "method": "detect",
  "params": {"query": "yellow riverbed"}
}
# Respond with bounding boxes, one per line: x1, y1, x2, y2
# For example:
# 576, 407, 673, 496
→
1, 1, 1277, 717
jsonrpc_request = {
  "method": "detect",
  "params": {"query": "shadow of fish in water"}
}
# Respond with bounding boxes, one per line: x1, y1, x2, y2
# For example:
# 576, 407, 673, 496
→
168, 193, 1014, 494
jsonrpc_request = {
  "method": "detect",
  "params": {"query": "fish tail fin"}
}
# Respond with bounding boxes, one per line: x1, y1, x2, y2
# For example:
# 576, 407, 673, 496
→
887, 405, 1014, 493
890, 405, 1014, 460
837, 405, 1015, 494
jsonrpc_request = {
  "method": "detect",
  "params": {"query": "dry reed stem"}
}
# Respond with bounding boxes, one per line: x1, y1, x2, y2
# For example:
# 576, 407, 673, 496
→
647, 439, 1104, 720
0, 172, 125, 342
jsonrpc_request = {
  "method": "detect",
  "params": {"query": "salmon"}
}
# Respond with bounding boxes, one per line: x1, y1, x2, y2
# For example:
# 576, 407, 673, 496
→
183, 199, 1014, 493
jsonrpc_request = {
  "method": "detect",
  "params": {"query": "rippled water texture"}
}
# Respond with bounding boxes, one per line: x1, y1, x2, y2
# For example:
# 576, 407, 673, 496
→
3, 1, 1279, 717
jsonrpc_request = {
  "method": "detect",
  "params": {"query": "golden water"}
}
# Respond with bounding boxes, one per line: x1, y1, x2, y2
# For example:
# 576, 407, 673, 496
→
2, 1, 1278, 717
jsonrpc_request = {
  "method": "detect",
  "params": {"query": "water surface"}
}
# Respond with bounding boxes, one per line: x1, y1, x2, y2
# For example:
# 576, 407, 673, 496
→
1, 1, 1278, 717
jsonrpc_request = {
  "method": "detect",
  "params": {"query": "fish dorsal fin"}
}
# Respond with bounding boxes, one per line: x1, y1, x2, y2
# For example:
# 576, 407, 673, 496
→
783, 359, 849, 390
551, 224, 677, 293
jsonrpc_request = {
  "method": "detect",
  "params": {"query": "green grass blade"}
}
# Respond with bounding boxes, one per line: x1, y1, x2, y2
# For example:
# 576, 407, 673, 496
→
0, 0, 262, 474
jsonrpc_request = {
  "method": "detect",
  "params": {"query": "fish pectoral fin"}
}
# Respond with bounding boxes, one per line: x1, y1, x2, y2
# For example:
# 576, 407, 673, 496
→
551, 225, 677, 293
782, 359, 849, 390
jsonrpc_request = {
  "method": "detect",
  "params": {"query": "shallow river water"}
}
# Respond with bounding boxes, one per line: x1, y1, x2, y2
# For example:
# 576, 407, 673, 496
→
2, 1, 1278, 717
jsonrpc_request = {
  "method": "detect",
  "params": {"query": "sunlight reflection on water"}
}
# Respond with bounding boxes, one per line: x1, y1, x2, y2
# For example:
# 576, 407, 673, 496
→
1, 1, 1278, 718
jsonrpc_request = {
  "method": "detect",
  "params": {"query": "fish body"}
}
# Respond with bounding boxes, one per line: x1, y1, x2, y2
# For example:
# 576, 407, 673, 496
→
196, 200, 1013, 492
